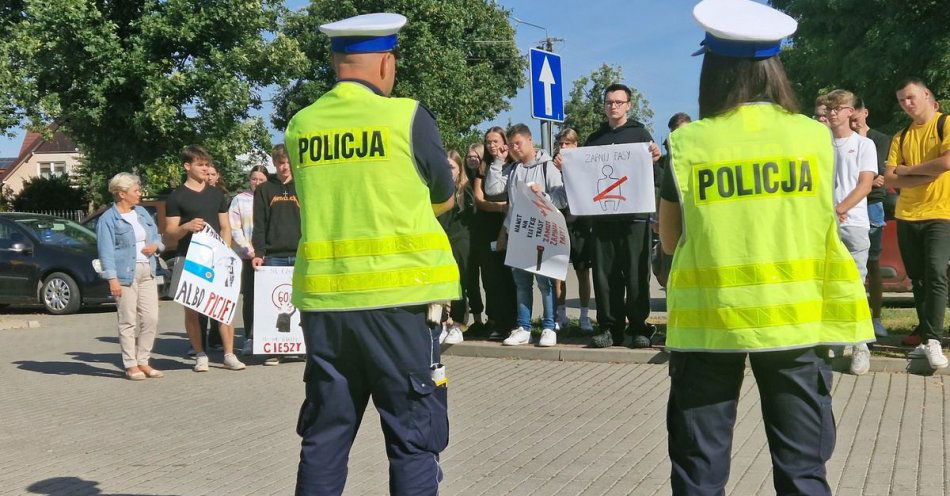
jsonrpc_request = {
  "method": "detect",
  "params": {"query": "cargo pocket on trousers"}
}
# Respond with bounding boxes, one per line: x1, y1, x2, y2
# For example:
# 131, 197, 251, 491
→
666, 352, 696, 446
817, 360, 836, 461
408, 371, 449, 453
296, 399, 317, 438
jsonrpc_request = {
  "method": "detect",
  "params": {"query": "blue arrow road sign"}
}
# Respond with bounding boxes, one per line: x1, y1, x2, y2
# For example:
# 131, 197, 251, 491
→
529, 48, 564, 122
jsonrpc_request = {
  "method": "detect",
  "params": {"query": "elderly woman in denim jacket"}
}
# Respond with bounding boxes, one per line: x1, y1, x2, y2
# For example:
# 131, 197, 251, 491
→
97, 173, 165, 381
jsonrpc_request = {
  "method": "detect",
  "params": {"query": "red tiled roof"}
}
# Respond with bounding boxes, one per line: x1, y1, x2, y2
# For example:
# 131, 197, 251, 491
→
1, 124, 80, 183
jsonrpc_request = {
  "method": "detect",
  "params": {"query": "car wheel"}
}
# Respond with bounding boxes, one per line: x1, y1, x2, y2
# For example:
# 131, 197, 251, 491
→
42, 272, 82, 315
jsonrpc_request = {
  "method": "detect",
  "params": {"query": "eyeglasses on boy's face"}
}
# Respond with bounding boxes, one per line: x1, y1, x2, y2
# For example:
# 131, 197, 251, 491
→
827, 106, 853, 114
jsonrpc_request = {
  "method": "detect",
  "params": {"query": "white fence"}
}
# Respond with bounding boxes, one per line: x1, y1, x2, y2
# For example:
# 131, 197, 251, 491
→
17, 210, 88, 222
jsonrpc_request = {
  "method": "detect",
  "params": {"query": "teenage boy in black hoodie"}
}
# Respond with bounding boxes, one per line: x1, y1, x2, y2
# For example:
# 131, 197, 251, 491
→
583, 84, 661, 349
251, 144, 303, 365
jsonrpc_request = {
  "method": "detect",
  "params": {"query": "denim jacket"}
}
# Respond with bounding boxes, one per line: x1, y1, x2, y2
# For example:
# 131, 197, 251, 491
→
96, 205, 164, 285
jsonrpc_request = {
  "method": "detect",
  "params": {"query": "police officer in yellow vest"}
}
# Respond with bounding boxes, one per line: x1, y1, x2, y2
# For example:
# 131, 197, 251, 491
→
286, 13, 459, 496
658, 1, 874, 494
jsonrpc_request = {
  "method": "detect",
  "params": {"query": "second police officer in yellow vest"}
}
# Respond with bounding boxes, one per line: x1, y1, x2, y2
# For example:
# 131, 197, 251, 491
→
285, 13, 459, 496
658, 1, 874, 495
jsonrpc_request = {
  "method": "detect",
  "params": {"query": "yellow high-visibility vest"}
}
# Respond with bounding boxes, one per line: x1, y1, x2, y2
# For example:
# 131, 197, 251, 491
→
666, 103, 873, 351
285, 82, 459, 311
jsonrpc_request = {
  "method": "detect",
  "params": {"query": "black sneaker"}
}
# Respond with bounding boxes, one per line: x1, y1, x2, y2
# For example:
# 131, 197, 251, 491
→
590, 331, 613, 348
629, 335, 652, 349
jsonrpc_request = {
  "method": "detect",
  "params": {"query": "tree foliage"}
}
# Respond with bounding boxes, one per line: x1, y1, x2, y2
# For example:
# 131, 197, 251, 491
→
0, 0, 305, 204
772, 0, 949, 133
11, 175, 88, 212
274, 0, 525, 154
560, 64, 654, 142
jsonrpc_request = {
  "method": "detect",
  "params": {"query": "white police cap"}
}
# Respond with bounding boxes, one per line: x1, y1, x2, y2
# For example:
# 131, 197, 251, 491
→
692, 0, 797, 59
319, 13, 407, 54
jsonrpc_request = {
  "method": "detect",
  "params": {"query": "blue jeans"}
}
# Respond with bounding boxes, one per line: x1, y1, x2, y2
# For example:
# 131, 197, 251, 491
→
265, 256, 296, 267
512, 268, 556, 331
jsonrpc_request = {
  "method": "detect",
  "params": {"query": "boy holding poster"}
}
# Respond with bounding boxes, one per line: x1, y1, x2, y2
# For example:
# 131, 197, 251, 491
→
498, 124, 567, 347
165, 145, 246, 372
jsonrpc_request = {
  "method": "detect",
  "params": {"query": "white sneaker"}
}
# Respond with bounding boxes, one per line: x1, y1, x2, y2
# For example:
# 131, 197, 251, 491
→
503, 328, 532, 346
538, 328, 557, 347
438, 324, 448, 344
850, 343, 870, 375
223, 353, 246, 371
241, 339, 253, 357
444, 324, 464, 345
194, 354, 209, 372
924, 339, 948, 369
872, 318, 888, 337
579, 315, 594, 333
908, 344, 927, 359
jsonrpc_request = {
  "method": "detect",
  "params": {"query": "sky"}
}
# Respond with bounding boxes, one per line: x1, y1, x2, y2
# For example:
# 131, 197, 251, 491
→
0, 0, 709, 158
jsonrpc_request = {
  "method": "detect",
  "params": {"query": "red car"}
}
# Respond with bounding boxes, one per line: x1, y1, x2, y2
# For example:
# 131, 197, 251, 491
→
878, 219, 912, 292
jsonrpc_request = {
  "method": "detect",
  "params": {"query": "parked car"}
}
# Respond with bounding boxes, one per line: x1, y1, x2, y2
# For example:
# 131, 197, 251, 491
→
81, 198, 174, 298
0, 213, 112, 314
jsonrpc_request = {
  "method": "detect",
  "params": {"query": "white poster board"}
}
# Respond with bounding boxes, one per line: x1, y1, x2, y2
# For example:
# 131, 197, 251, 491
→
504, 181, 570, 281
560, 143, 656, 215
173, 225, 242, 325
252, 266, 305, 355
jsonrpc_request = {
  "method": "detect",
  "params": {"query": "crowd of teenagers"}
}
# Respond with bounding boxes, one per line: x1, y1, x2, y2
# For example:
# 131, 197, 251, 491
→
97, 144, 303, 378
809, 79, 950, 373
96, 77, 948, 381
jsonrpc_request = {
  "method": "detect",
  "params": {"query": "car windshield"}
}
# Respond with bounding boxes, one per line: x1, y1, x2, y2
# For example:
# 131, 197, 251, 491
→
14, 217, 97, 247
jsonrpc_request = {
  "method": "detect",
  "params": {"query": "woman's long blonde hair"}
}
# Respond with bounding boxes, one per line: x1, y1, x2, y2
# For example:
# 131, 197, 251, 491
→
447, 150, 470, 211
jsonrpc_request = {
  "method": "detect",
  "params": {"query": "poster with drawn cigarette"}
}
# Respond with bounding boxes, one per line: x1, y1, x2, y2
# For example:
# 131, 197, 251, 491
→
560, 143, 656, 215
504, 181, 570, 281
252, 266, 305, 355
173, 225, 242, 325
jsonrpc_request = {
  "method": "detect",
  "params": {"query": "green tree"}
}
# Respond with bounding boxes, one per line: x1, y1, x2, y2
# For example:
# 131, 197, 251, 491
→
772, 0, 949, 133
0, 0, 305, 204
561, 64, 654, 142
274, 0, 525, 154
12, 175, 88, 212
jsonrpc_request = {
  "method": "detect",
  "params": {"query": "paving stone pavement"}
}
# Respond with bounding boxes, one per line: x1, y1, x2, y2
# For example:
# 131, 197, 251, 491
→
1, 302, 948, 496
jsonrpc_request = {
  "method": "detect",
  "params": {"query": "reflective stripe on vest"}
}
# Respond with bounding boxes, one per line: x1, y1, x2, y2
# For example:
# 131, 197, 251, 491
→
669, 258, 858, 288
301, 233, 451, 260
666, 104, 873, 351
285, 82, 460, 311
299, 264, 459, 294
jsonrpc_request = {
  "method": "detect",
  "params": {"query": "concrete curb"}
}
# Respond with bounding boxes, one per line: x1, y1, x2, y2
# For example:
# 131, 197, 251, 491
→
442, 340, 950, 376
0, 319, 41, 330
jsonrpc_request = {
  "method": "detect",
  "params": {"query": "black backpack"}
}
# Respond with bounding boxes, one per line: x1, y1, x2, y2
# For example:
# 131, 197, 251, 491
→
898, 113, 947, 151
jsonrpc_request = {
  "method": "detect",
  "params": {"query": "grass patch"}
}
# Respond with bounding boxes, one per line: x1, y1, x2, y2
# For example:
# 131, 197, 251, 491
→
880, 307, 950, 335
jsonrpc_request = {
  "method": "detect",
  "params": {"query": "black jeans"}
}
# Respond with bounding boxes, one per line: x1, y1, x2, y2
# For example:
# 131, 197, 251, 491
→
590, 221, 652, 335
448, 236, 473, 323
241, 258, 254, 340
897, 220, 950, 341
667, 348, 835, 496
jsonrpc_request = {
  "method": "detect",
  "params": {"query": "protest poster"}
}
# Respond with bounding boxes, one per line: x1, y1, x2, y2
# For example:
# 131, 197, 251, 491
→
504, 181, 570, 281
252, 266, 305, 355
173, 225, 242, 325
560, 142, 656, 215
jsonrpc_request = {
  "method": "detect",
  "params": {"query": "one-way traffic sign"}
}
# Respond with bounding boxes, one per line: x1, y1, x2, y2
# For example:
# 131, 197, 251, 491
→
529, 48, 564, 122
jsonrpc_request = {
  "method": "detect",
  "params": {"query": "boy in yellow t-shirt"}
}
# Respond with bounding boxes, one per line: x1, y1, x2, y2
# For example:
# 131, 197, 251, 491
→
884, 78, 950, 369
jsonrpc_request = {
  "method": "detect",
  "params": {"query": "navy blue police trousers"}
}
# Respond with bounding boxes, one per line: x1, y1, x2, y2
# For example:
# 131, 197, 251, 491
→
295, 306, 448, 496
667, 347, 835, 496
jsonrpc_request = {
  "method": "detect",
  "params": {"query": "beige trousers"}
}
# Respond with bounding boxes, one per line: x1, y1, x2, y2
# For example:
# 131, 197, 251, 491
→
117, 263, 159, 368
